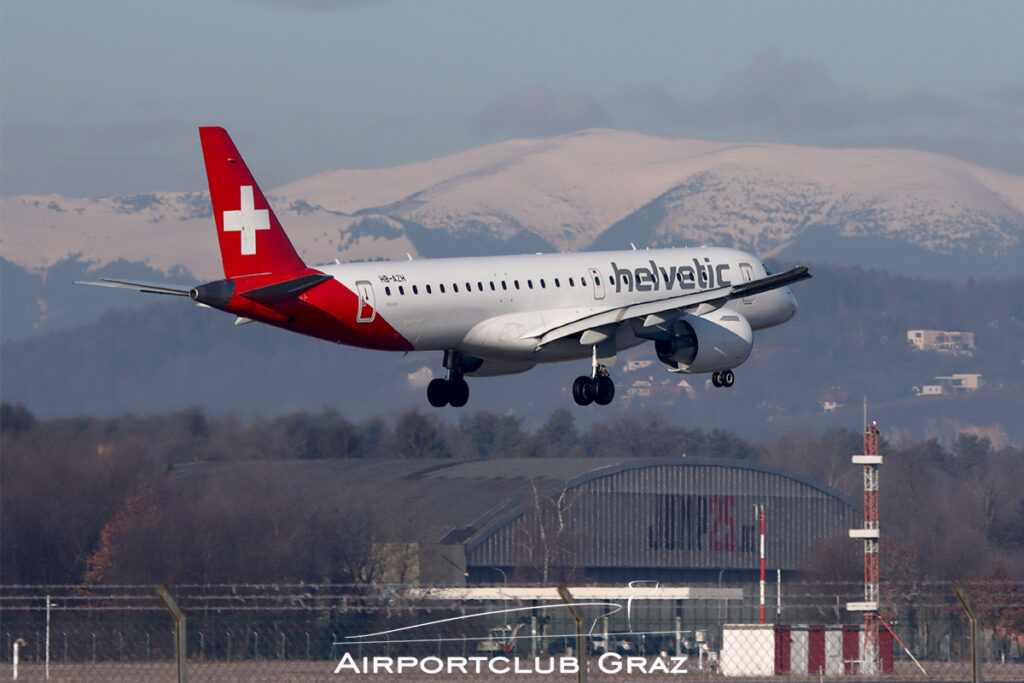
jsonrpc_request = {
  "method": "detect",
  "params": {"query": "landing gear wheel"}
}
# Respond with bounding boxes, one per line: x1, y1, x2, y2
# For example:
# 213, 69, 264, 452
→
572, 376, 594, 406
721, 370, 735, 388
593, 376, 615, 405
447, 376, 469, 407
711, 372, 722, 388
427, 378, 449, 407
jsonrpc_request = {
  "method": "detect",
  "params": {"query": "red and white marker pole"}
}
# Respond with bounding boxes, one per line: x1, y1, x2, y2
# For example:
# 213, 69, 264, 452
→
757, 504, 766, 624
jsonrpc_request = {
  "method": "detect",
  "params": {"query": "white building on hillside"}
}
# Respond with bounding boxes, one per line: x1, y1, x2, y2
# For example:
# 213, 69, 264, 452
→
915, 373, 983, 396
907, 329, 975, 355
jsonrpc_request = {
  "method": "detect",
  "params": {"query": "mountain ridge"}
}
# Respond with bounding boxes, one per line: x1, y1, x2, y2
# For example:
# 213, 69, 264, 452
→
4, 130, 1021, 276
2, 130, 1022, 339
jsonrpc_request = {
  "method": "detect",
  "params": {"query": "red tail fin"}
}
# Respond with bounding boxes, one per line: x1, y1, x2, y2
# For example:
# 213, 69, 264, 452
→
199, 127, 306, 279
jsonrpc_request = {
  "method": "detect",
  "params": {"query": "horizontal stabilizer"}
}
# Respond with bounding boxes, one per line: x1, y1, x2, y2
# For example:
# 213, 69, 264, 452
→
238, 273, 333, 304
74, 278, 193, 297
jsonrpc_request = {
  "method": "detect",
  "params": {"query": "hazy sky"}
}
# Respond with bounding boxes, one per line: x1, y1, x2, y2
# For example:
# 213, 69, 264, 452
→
2, 0, 1022, 197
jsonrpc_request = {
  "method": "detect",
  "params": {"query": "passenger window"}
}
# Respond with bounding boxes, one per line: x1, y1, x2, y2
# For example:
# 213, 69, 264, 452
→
465, 282, 471, 292
385, 286, 391, 296
440, 284, 446, 293
540, 279, 546, 288
609, 276, 615, 285
490, 282, 496, 291
502, 281, 508, 290
581, 277, 587, 286
554, 278, 560, 287
569, 277, 575, 286
514, 280, 520, 289
453, 283, 459, 292
478, 282, 483, 291
412, 285, 418, 295
399, 286, 405, 295
528, 280, 534, 289
426, 284, 432, 294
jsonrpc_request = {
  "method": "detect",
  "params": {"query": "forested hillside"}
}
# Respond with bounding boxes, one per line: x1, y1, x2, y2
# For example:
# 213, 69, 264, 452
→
3, 264, 1023, 441
3, 403, 1022, 587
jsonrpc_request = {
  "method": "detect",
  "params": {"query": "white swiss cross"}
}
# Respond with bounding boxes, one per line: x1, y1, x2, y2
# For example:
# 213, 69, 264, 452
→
222, 185, 270, 255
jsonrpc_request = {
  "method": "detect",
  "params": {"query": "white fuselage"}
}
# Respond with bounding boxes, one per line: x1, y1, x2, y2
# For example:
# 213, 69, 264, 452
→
317, 247, 797, 367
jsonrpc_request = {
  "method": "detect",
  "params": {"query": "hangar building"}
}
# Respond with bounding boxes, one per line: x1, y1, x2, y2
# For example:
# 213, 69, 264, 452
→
171, 456, 857, 587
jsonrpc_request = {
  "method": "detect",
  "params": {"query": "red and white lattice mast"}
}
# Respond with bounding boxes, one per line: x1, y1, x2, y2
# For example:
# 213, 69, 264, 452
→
847, 416, 882, 671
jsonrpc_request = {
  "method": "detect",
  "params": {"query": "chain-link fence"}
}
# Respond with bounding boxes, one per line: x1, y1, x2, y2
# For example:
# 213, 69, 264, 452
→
2, 582, 1021, 681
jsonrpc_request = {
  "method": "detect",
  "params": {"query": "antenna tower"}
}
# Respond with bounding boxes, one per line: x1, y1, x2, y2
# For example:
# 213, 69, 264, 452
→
847, 418, 882, 672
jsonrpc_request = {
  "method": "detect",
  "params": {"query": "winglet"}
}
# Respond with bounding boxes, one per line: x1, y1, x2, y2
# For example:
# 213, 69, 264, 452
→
199, 127, 306, 279
731, 266, 811, 298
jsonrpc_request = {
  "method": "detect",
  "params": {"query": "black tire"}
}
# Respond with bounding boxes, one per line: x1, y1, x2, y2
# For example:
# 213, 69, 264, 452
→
447, 377, 469, 407
427, 378, 449, 407
722, 370, 735, 388
572, 376, 593, 406
593, 376, 615, 405
711, 371, 722, 388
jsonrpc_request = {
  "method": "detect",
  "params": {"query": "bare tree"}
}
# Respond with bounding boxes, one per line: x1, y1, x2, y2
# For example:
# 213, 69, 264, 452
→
512, 480, 585, 584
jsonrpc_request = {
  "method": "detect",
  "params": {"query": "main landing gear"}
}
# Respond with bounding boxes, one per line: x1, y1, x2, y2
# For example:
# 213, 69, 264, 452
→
428, 350, 472, 408
427, 374, 468, 407
711, 370, 735, 388
572, 365, 615, 406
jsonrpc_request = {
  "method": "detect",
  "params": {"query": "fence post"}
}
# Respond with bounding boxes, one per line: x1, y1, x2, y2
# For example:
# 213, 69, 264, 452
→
45, 594, 51, 681
953, 582, 982, 683
157, 585, 187, 683
12, 638, 26, 681
557, 584, 587, 683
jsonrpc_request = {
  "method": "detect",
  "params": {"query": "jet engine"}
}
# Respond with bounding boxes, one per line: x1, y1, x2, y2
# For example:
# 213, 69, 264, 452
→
654, 309, 753, 373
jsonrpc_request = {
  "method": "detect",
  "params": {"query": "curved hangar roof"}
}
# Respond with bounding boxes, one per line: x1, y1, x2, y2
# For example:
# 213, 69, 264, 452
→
170, 457, 857, 571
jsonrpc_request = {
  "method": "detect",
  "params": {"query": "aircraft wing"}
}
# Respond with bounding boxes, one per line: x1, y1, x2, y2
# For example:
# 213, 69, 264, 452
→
523, 266, 810, 347
74, 278, 193, 297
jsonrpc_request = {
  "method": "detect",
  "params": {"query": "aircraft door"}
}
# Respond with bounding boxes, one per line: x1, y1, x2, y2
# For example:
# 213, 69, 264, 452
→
355, 280, 376, 323
588, 267, 605, 300
739, 263, 755, 304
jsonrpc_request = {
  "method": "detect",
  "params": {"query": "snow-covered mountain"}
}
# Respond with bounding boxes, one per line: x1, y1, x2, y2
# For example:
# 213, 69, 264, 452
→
280, 131, 1024, 270
5, 129, 1023, 277
2, 130, 1023, 339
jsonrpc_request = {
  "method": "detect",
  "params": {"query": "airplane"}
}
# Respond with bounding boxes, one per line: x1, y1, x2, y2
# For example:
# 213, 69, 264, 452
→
78, 127, 811, 408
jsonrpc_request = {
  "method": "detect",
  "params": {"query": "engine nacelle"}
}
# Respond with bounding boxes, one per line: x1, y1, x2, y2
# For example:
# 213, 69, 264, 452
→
654, 309, 753, 373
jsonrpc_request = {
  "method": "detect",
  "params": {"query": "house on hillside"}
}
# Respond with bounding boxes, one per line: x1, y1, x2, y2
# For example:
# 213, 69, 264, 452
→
914, 373, 983, 396
907, 329, 975, 355
818, 386, 849, 413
